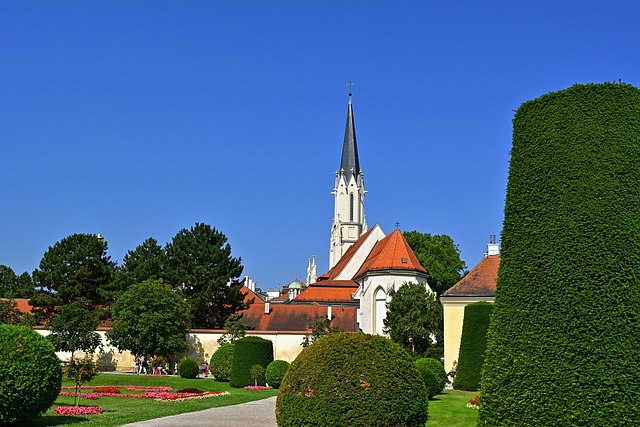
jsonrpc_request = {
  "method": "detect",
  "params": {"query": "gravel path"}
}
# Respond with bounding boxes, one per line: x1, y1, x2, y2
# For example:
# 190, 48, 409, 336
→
120, 396, 277, 427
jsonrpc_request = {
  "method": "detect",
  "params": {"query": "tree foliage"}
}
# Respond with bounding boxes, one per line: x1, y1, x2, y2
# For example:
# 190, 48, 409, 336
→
115, 237, 166, 291
30, 234, 116, 322
217, 313, 247, 345
107, 279, 190, 357
301, 316, 344, 348
46, 300, 102, 355
165, 223, 249, 329
479, 83, 640, 426
0, 265, 34, 298
384, 283, 442, 358
403, 231, 467, 296
0, 298, 35, 326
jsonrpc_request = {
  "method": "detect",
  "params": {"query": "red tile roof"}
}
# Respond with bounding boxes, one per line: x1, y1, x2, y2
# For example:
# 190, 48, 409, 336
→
241, 286, 265, 304
1, 298, 32, 314
241, 302, 358, 332
354, 230, 427, 278
293, 281, 358, 303
443, 255, 499, 297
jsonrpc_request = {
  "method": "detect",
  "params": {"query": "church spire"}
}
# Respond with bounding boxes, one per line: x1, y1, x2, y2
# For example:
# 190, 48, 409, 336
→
330, 89, 367, 269
339, 92, 361, 186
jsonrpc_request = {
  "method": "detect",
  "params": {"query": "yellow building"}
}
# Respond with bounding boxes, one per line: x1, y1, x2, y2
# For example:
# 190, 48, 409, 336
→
440, 239, 499, 372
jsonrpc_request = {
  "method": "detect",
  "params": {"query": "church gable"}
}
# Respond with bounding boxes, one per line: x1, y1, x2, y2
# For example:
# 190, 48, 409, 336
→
332, 225, 386, 281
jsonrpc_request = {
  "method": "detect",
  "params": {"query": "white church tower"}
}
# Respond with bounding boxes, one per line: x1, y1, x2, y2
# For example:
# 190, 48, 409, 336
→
329, 91, 367, 269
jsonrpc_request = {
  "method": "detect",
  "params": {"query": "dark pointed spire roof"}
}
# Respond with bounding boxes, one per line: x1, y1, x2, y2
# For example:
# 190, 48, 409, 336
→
340, 94, 361, 183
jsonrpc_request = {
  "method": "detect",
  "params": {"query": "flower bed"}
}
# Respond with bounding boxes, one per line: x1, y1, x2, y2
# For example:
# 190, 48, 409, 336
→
155, 391, 230, 402
244, 386, 269, 390
54, 406, 103, 415
58, 385, 230, 402
93, 386, 121, 394
467, 394, 480, 410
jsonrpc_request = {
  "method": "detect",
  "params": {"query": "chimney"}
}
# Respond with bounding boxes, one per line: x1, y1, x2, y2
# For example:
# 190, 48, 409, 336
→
264, 302, 271, 315
486, 234, 500, 256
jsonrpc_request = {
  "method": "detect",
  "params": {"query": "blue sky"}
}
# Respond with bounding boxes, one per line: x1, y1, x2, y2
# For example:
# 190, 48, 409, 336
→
2, 1, 638, 291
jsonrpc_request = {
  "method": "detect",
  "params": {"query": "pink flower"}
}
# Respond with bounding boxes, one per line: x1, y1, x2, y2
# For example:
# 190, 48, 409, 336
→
244, 385, 269, 390
54, 406, 103, 415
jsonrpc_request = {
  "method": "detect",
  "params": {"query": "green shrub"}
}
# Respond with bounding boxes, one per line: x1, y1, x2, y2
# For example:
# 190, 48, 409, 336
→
178, 356, 199, 379
265, 359, 290, 389
453, 301, 493, 391
479, 82, 640, 426
0, 324, 62, 424
276, 332, 428, 426
229, 336, 273, 388
414, 359, 439, 400
415, 358, 446, 398
210, 343, 235, 381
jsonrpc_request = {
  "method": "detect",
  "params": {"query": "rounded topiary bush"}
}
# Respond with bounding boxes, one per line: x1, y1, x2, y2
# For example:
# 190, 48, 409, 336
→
454, 301, 493, 391
210, 344, 235, 381
276, 332, 428, 427
415, 358, 446, 399
178, 356, 199, 379
230, 336, 273, 388
0, 324, 62, 424
265, 359, 290, 389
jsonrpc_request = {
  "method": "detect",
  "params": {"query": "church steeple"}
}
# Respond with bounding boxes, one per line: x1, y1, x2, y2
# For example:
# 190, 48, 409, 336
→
339, 94, 361, 186
330, 90, 367, 269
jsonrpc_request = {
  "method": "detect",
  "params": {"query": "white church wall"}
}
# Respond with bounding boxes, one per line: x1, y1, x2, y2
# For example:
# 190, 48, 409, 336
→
356, 272, 431, 335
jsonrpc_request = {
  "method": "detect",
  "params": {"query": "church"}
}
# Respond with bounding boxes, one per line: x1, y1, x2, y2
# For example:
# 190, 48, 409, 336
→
239, 92, 433, 339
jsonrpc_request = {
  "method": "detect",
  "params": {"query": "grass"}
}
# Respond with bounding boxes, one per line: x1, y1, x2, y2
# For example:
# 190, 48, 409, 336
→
23, 374, 477, 427
427, 389, 479, 426
23, 373, 278, 427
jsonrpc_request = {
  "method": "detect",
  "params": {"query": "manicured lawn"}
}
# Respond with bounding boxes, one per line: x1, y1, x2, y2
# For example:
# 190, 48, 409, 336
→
23, 373, 277, 427
24, 373, 476, 427
427, 389, 478, 426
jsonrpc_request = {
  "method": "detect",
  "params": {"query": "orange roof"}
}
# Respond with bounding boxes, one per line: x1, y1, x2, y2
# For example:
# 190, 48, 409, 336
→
443, 255, 499, 297
354, 230, 427, 278
241, 302, 358, 332
293, 281, 358, 303
241, 286, 264, 304
1, 298, 33, 314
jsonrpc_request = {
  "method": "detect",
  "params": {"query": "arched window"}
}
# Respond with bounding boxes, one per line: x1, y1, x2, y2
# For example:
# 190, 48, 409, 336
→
350, 193, 354, 221
374, 287, 387, 335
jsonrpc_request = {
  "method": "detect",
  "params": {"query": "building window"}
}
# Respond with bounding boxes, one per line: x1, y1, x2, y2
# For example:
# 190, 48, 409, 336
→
350, 193, 354, 221
374, 287, 386, 336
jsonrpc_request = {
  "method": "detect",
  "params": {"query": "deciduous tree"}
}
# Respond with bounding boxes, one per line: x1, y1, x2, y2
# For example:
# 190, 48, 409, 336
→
301, 317, 343, 348
106, 279, 190, 357
403, 231, 467, 296
165, 223, 249, 329
47, 300, 102, 355
384, 283, 442, 358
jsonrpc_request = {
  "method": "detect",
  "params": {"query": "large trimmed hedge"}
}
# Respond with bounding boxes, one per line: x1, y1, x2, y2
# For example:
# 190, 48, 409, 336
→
229, 336, 273, 387
453, 301, 493, 391
276, 332, 428, 426
0, 324, 62, 424
479, 83, 640, 426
